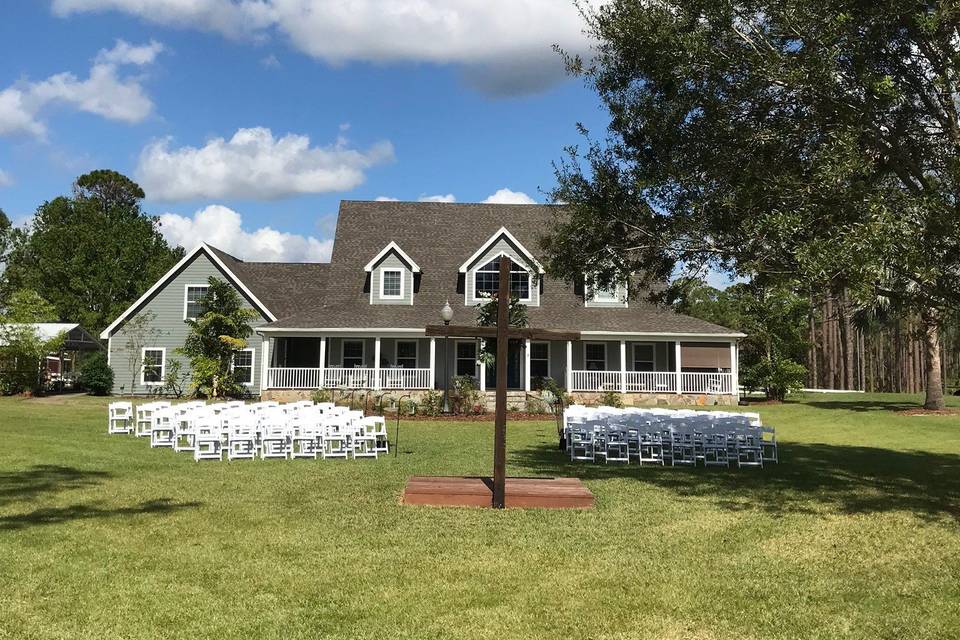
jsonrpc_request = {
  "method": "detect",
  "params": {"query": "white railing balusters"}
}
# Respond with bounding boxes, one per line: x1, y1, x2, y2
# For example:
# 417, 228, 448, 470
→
570, 370, 734, 394
265, 367, 432, 390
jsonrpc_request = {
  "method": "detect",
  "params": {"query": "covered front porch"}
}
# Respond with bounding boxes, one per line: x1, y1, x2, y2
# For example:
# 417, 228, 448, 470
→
258, 331, 739, 399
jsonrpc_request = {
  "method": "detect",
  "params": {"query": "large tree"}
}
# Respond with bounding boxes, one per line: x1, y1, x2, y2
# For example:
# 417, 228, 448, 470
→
3, 170, 183, 334
546, 0, 960, 408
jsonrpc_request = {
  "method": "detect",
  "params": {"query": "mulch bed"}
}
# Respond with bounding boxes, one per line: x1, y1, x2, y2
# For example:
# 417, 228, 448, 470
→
896, 408, 960, 416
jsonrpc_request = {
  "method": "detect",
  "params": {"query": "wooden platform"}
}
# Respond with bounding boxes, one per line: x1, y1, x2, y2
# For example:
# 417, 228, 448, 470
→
403, 476, 594, 509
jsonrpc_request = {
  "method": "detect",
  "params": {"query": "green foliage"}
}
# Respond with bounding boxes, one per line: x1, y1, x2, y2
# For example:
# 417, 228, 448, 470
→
742, 359, 807, 403
121, 311, 167, 395
475, 292, 529, 368
162, 359, 188, 399
452, 374, 481, 415
0, 289, 65, 395
398, 398, 417, 416
78, 352, 113, 396
311, 389, 333, 404
418, 390, 443, 417
1, 170, 183, 333
179, 277, 257, 398
598, 390, 624, 408
547, 0, 960, 408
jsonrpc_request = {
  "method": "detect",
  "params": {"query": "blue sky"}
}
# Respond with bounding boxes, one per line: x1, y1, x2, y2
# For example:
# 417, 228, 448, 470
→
0, 1, 613, 263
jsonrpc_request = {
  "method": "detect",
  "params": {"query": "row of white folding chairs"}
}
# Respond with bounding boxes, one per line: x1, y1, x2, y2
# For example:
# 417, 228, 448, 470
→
564, 404, 762, 429
110, 400, 388, 462
567, 420, 776, 467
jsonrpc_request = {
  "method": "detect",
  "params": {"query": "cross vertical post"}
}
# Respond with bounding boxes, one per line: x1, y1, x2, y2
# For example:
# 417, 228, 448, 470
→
492, 257, 509, 509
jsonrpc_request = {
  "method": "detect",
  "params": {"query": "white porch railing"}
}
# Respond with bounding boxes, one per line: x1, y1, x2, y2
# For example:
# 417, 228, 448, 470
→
570, 370, 735, 395
265, 367, 432, 390
681, 372, 734, 394
266, 367, 324, 390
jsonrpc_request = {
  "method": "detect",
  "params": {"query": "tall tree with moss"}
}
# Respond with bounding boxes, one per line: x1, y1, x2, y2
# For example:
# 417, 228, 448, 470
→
546, 0, 960, 408
179, 277, 257, 399
2, 170, 183, 334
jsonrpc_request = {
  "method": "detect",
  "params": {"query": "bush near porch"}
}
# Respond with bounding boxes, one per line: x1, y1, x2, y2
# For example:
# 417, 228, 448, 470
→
0, 393, 958, 639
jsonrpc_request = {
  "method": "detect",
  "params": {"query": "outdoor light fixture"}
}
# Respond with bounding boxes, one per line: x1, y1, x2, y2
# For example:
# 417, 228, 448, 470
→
441, 300, 453, 413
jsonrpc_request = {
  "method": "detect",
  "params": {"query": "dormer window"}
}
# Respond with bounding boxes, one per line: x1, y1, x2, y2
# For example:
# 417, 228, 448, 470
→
585, 275, 628, 307
380, 269, 403, 299
475, 257, 530, 301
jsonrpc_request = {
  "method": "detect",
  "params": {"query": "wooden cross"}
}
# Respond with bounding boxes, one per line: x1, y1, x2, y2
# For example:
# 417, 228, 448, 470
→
426, 258, 580, 509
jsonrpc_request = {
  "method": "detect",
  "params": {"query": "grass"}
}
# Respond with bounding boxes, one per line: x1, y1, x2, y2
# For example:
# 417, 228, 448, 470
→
1, 393, 959, 639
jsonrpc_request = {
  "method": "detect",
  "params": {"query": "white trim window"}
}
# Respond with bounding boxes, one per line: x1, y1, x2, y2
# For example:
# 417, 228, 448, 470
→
395, 340, 418, 368
184, 285, 209, 320
342, 340, 365, 368
455, 341, 478, 377
632, 343, 655, 372
475, 256, 531, 301
232, 348, 255, 385
529, 341, 550, 379
380, 268, 403, 299
141, 348, 165, 385
584, 342, 607, 371
585, 276, 628, 307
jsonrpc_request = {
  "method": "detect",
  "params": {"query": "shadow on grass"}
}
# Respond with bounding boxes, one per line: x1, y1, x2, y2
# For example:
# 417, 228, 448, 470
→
0, 465, 111, 507
801, 400, 920, 413
510, 442, 960, 520
0, 499, 203, 531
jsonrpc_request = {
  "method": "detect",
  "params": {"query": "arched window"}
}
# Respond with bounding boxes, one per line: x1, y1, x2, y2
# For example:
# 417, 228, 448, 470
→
475, 256, 530, 300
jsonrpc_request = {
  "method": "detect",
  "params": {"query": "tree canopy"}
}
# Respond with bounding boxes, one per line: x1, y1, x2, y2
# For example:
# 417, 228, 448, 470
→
2, 170, 183, 334
546, 0, 960, 408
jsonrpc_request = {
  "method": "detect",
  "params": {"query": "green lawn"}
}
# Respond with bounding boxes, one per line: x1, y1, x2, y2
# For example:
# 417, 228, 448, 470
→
1, 394, 959, 639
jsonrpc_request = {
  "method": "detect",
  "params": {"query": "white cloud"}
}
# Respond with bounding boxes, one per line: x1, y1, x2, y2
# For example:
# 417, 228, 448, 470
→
0, 40, 161, 138
0, 169, 12, 188
95, 39, 165, 65
418, 193, 456, 203
482, 188, 537, 204
260, 53, 281, 69
374, 196, 399, 202
158, 204, 333, 262
52, 0, 603, 95
136, 126, 395, 201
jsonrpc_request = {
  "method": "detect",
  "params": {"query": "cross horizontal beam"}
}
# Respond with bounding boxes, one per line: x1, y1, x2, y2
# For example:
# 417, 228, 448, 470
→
424, 324, 580, 342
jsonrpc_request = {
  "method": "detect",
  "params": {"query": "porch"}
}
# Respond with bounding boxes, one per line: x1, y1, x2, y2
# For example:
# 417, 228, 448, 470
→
259, 333, 739, 398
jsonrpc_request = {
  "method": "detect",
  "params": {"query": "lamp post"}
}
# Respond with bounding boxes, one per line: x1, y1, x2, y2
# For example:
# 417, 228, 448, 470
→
440, 300, 454, 414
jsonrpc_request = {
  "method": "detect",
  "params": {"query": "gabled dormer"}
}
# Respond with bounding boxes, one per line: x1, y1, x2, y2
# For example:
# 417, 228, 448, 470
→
584, 275, 629, 308
364, 241, 420, 305
459, 227, 544, 307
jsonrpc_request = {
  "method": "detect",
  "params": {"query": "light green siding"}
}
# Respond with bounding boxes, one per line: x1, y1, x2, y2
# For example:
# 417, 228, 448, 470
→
107, 253, 269, 395
369, 252, 414, 305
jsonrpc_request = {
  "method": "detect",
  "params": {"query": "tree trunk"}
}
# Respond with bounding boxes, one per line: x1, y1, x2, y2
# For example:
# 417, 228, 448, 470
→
838, 288, 854, 390
921, 310, 945, 410
808, 293, 818, 388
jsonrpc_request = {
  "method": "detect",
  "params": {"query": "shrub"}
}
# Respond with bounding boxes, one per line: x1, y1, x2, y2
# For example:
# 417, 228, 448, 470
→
419, 390, 443, 416
599, 390, 624, 408
452, 374, 480, 415
398, 398, 417, 415
311, 389, 333, 404
742, 357, 806, 402
79, 352, 114, 396
162, 359, 188, 398
525, 397, 549, 414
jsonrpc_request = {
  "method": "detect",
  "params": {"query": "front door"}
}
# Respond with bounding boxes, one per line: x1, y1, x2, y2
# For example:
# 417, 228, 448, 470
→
485, 339, 523, 389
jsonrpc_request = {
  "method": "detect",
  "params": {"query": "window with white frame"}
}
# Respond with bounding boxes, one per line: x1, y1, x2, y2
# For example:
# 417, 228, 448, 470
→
396, 341, 417, 368
380, 268, 403, 298
184, 285, 209, 320
530, 341, 550, 379
233, 349, 254, 385
633, 344, 655, 372
456, 341, 478, 377
475, 257, 530, 300
586, 277, 625, 304
584, 343, 606, 371
342, 341, 364, 368
141, 348, 165, 384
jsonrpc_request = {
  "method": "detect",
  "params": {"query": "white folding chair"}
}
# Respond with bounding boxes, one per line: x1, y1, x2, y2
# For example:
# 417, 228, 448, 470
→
108, 402, 134, 434
194, 422, 223, 462
352, 420, 378, 459
150, 407, 176, 448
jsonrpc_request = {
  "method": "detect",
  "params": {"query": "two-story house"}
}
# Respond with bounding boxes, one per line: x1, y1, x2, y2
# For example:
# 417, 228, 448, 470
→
101, 200, 745, 405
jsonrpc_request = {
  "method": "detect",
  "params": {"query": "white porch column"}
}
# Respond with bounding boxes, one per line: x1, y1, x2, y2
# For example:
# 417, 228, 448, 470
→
479, 356, 487, 392
261, 336, 271, 391
675, 341, 683, 395
429, 338, 437, 390
524, 338, 532, 392
730, 340, 739, 396
318, 337, 327, 389
566, 340, 573, 390
374, 337, 382, 390
620, 340, 627, 394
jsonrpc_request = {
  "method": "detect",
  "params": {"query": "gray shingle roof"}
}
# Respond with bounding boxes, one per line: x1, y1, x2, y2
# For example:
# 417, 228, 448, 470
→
255, 201, 737, 336
208, 246, 328, 320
